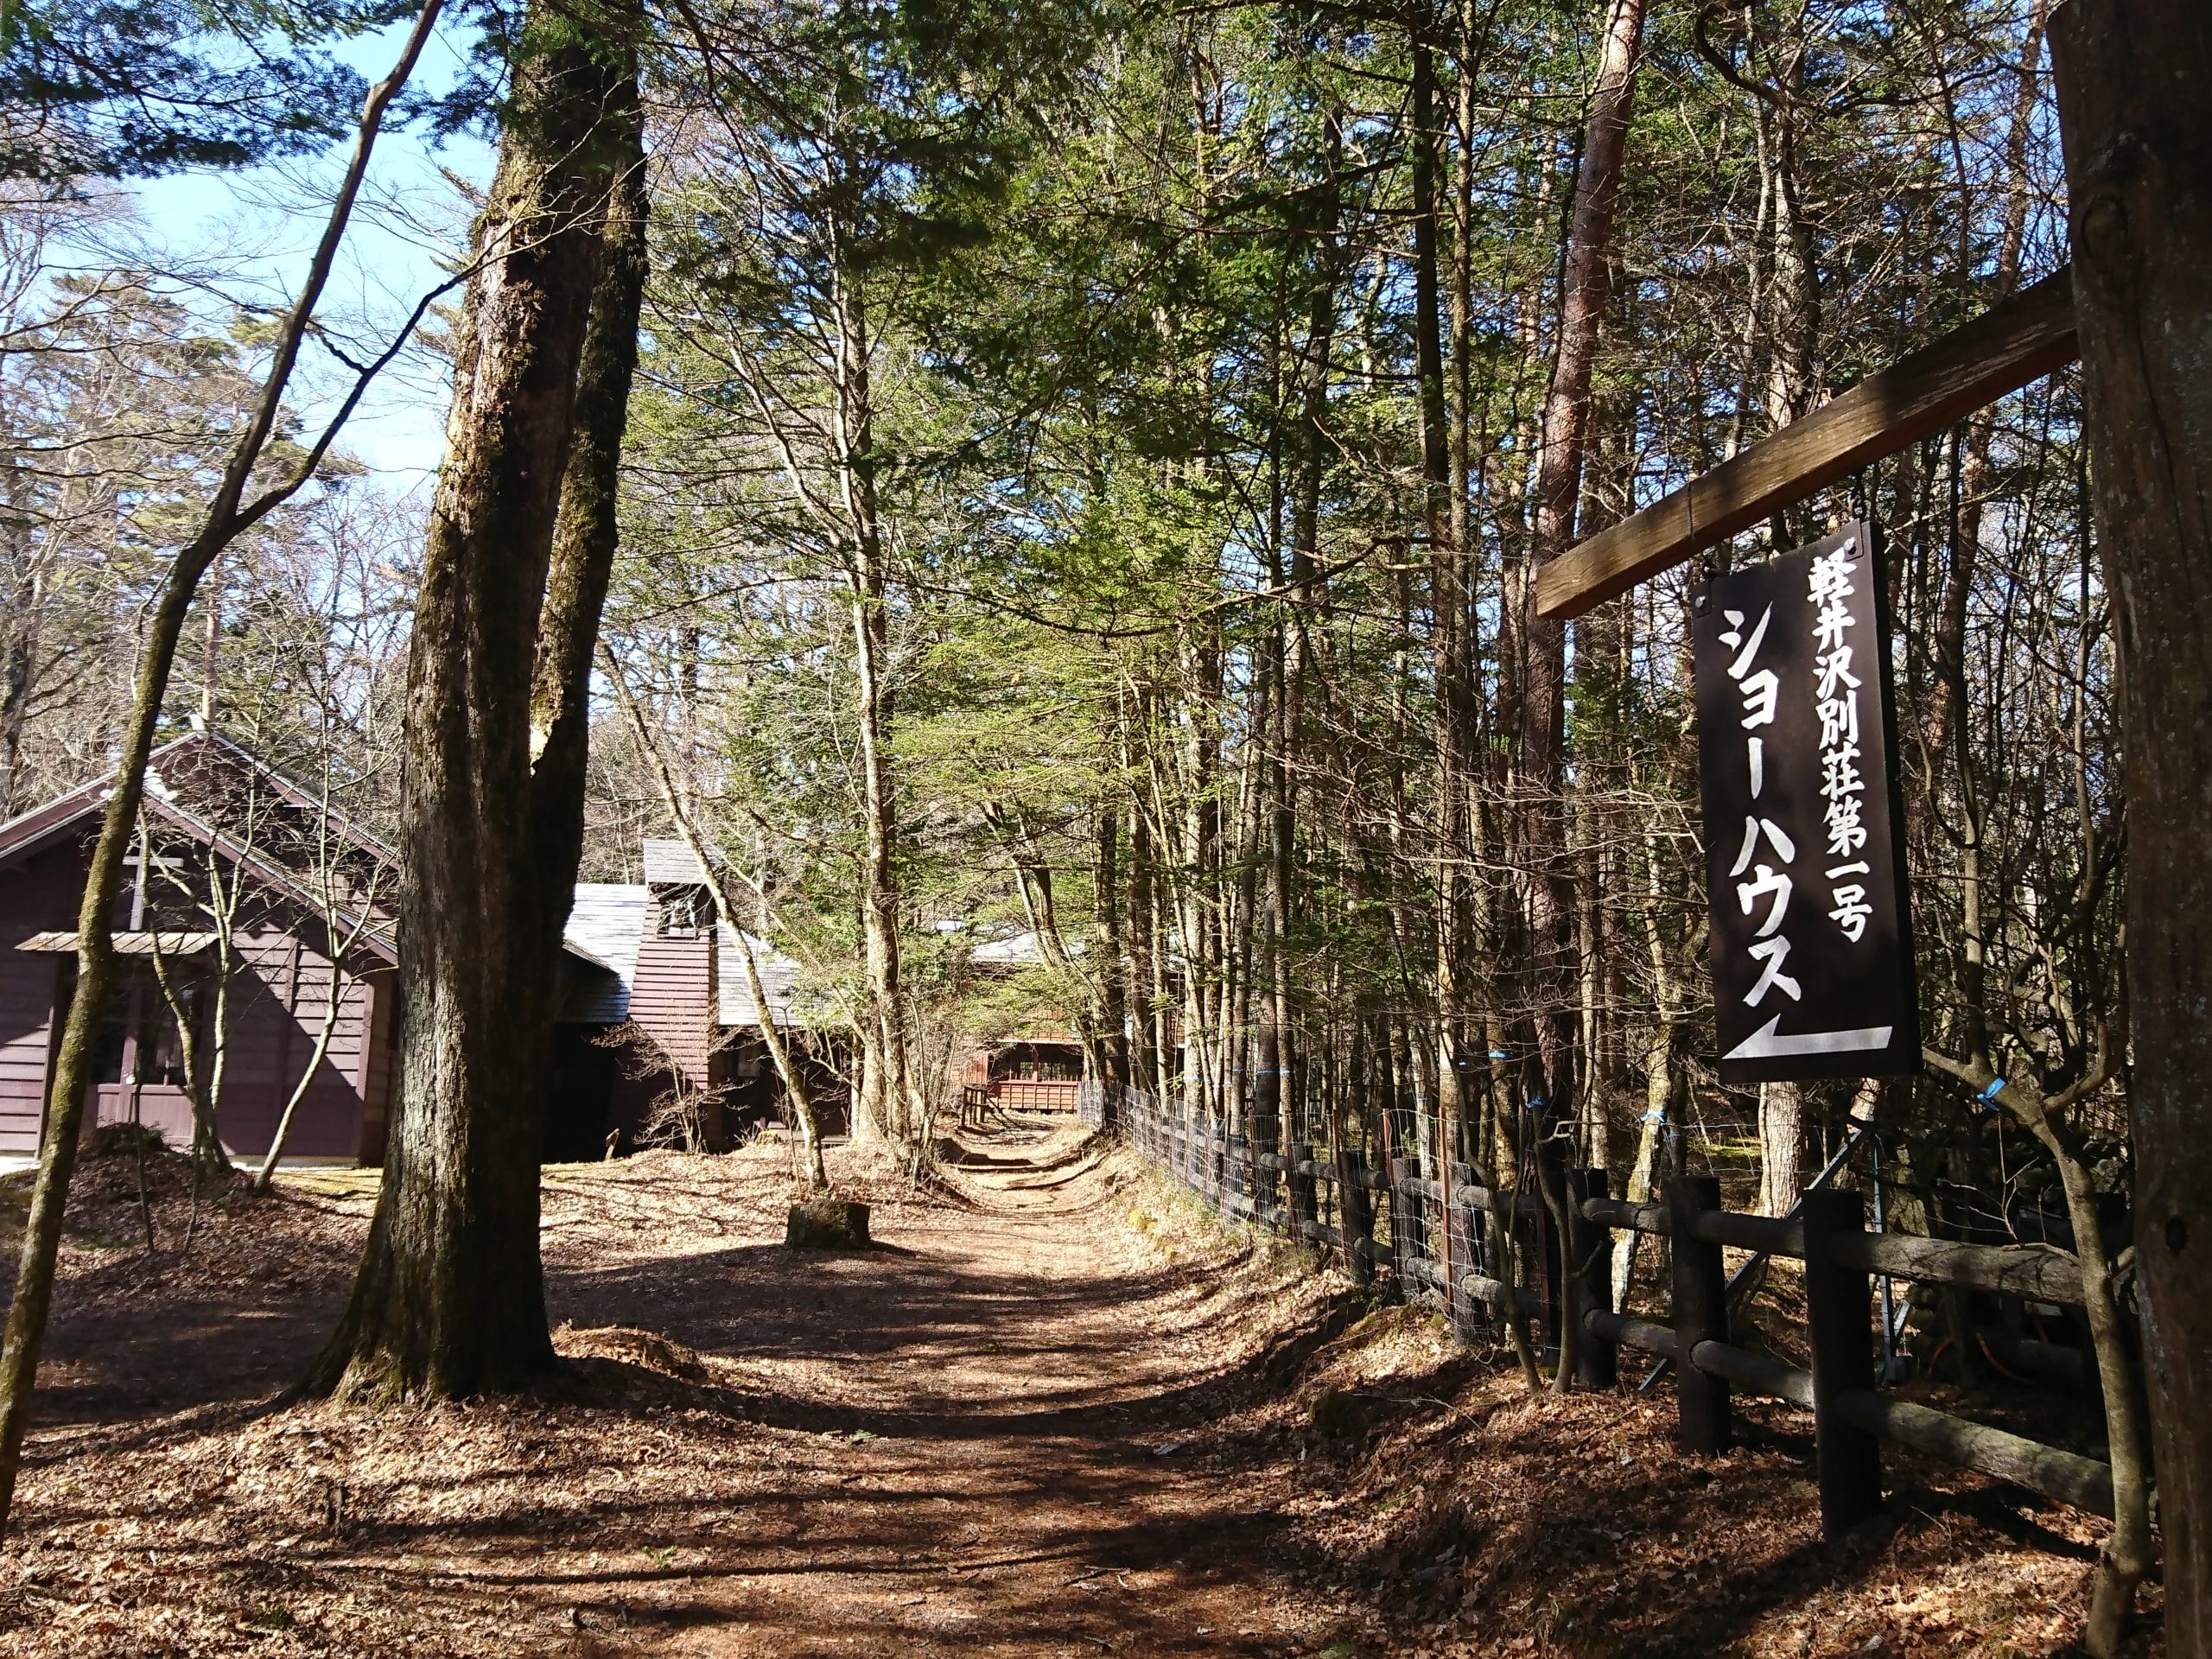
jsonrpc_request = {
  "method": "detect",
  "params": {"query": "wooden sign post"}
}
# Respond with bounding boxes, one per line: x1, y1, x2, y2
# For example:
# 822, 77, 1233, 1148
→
1529, 279, 2081, 1065
1535, 270, 2078, 622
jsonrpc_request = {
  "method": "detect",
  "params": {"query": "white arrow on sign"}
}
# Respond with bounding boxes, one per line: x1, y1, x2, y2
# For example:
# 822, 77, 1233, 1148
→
1724, 1015, 1893, 1063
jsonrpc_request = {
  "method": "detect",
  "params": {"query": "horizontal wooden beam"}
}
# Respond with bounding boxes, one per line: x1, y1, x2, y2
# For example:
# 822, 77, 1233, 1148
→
1580, 1193, 2088, 1305
1835, 1389, 2113, 1516
1580, 1308, 2114, 1516
1536, 266, 2080, 620
1461, 1273, 1548, 1319
1829, 1228, 2084, 1306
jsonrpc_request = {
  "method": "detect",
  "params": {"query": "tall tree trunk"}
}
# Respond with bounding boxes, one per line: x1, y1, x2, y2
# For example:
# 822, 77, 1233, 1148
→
2051, 5, 2212, 1649
1264, 106, 1340, 1165
1122, 702, 1160, 1099
308, 7, 644, 1400
1095, 805, 1129, 1096
1616, 830, 1681, 1306
1412, 32, 1471, 1180
0, 0, 445, 1531
1756, 1080, 1802, 1217
1178, 627, 1221, 1124
1520, 0, 1649, 1393
0, 490, 48, 823
829, 249, 914, 1148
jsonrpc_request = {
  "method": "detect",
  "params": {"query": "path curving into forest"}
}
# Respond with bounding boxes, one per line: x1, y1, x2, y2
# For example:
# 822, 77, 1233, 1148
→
624, 1113, 1347, 1657
1, 1114, 1364, 1657
5, 1115, 2112, 1657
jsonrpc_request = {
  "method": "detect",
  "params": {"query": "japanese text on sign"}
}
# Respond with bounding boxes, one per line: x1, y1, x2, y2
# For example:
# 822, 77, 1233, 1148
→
1691, 523, 1919, 1084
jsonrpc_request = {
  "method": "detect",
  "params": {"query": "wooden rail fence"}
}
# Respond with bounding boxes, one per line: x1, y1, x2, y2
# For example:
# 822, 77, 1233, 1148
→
1079, 1082, 2119, 1539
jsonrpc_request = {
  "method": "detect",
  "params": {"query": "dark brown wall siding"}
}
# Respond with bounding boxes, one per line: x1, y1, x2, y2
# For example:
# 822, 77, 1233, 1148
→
608, 1058, 671, 1150
0, 842, 85, 1152
0, 830, 390, 1160
359, 978, 392, 1164
628, 891, 715, 1084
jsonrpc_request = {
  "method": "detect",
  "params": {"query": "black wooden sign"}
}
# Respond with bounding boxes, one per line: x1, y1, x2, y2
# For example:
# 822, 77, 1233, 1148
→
1692, 522, 1919, 1083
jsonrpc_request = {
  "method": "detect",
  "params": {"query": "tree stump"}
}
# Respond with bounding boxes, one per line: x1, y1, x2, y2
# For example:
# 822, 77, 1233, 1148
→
785, 1198, 871, 1250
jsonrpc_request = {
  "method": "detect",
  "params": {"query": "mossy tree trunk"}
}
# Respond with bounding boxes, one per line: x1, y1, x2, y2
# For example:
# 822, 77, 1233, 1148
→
0, 0, 448, 1534
307, 3, 645, 1402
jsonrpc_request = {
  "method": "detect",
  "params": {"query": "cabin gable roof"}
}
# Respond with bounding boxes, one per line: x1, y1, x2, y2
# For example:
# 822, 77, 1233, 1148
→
0, 733, 613, 980
562, 885, 645, 1022
640, 837, 718, 886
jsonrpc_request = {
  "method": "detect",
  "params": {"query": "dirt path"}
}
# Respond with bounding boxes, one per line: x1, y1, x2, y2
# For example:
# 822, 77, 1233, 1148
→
0, 1117, 1365, 1658
0, 1118, 2138, 1658
584, 1115, 1351, 1657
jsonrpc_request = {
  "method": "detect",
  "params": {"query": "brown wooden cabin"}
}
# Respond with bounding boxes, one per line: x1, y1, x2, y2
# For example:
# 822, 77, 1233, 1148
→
0, 734, 406, 1160
0, 740, 838, 1165
550, 841, 847, 1159
957, 929, 1090, 1112
960, 1038, 1087, 1112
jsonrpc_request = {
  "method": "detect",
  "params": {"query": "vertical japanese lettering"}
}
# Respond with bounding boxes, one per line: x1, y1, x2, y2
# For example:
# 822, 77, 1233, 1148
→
1692, 520, 1918, 1082
1719, 605, 1795, 1001
1808, 541, 1872, 942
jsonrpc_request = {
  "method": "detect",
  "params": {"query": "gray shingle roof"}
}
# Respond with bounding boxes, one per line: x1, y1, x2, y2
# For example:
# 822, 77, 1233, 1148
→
559, 884, 817, 1030
640, 837, 716, 885
716, 922, 805, 1027
971, 929, 1075, 966
561, 883, 646, 1022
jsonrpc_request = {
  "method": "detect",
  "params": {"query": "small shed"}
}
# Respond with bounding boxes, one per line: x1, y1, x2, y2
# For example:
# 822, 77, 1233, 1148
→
544, 841, 845, 1157
957, 928, 1090, 1112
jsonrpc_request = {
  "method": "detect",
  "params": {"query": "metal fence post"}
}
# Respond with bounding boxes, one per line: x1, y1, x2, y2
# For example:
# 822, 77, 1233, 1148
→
1803, 1186, 1884, 1535
1669, 1173, 1732, 1452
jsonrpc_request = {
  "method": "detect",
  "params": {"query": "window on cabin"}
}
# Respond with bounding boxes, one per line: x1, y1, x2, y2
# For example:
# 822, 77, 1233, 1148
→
660, 893, 700, 939
87, 971, 199, 1086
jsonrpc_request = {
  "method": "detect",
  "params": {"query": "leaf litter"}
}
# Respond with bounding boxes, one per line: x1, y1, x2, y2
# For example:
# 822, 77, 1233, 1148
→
0, 1124, 2160, 1657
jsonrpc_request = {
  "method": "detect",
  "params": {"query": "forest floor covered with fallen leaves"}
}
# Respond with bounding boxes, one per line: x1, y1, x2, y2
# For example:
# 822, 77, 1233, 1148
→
0, 1115, 2158, 1658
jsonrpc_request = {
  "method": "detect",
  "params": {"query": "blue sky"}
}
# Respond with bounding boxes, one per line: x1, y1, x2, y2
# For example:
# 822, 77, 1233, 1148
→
119, 16, 499, 489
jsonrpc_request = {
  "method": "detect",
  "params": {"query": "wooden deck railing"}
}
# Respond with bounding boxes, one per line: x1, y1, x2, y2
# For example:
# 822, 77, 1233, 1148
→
985, 1078, 1081, 1110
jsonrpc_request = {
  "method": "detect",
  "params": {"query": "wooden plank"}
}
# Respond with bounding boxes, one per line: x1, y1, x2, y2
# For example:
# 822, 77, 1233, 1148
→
1670, 1175, 1733, 1452
1585, 1193, 2086, 1306
1802, 1189, 1884, 1536
1586, 1195, 1669, 1234
1567, 1167, 1617, 1388
1585, 1307, 1683, 1363
1695, 1209, 1805, 1258
1592, 1319, 2112, 1519
1460, 1273, 1546, 1319
1536, 268, 2078, 620
1688, 1338, 1815, 1411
